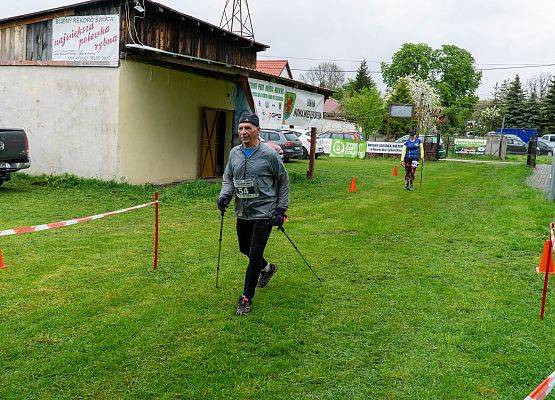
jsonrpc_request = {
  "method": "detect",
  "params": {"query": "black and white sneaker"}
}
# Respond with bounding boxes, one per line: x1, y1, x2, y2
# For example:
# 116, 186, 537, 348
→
236, 295, 251, 315
257, 263, 278, 288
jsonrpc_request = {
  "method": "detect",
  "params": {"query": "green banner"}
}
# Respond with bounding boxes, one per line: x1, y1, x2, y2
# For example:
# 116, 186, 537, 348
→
454, 138, 487, 155
330, 139, 367, 159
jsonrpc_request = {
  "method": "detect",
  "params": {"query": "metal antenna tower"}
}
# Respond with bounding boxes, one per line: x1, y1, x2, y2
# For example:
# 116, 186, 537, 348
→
219, 0, 255, 41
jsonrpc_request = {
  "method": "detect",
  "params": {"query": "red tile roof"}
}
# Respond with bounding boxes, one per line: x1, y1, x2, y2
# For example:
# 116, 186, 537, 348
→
324, 98, 341, 114
256, 60, 289, 77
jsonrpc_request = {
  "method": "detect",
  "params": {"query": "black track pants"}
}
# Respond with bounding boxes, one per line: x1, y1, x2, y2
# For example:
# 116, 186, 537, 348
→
236, 218, 273, 299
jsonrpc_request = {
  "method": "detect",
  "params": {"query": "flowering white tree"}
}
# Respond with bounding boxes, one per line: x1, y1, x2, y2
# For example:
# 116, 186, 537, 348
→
404, 75, 442, 133
385, 75, 442, 134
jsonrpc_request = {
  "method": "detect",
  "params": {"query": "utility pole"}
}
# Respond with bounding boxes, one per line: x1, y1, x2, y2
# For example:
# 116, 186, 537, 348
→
499, 115, 506, 159
418, 92, 424, 136
220, 0, 255, 41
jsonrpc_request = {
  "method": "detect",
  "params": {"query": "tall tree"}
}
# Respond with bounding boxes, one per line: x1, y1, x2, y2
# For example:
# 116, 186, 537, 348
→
353, 59, 376, 92
433, 45, 482, 108
382, 43, 481, 135
381, 43, 436, 88
540, 76, 555, 134
505, 75, 526, 128
526, 72, 553, 100
300, 62, 345, 91
524, 89, 541, 130
340, 87, 384, 136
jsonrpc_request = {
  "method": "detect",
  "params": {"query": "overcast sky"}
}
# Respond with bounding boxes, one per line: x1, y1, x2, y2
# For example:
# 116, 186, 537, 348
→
2, 0, 554, 98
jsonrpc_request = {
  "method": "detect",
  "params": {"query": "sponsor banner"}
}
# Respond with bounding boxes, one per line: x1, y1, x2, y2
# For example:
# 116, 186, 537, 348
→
249, 78, 324, 129
366, 141, 403, 155
330, 139, 367, 159
52, 15, 120, 66
454, 138, 487, 155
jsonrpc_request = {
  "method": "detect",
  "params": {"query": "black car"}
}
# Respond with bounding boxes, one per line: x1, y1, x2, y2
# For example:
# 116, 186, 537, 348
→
259, 129, 303, 161
0, 128, 31, 186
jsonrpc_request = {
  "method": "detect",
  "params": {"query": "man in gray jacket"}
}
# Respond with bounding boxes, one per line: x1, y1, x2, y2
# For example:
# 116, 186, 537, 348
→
217, 112, 290, 315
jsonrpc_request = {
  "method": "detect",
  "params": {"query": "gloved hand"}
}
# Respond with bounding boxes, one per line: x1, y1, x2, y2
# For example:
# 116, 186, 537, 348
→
268, 208, 287, 227
217, 194, 231, 213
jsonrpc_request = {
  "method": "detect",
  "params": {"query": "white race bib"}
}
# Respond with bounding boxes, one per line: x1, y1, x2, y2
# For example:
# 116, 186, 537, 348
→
411, 160, 419, 168
234, 179, 259, 199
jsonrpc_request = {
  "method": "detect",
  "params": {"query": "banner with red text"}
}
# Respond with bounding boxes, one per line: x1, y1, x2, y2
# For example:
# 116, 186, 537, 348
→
52, 15, 120, 66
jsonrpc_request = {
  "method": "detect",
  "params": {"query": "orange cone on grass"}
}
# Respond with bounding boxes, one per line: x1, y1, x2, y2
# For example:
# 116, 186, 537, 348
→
536, 240, 555, 273
349, 177, 357, 193
392, 165, 398, 177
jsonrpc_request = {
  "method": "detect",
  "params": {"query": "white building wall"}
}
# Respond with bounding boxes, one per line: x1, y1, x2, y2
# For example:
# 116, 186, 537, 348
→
0, 66, 119, 180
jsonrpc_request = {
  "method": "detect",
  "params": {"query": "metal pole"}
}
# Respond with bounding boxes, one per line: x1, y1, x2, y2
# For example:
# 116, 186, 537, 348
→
307, 127, 317, 179
278, 226, 322, 282
216, 210, 225, 288
420, 159, 424, 188
418, 93, 424, 136
499, 115, 506, 159
154, 192, 159, 270
540, 238, 553, 319
549, 153, 555, 201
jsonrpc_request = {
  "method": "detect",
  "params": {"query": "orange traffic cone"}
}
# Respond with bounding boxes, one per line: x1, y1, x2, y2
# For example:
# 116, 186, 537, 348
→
536, 240, 555, 273
392, 165, 398, 177
0, 248, 6, 269
349, 177, 357, 193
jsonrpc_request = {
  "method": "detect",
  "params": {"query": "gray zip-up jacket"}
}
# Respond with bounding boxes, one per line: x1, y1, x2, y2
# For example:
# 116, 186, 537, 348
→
220, 142, 290, 220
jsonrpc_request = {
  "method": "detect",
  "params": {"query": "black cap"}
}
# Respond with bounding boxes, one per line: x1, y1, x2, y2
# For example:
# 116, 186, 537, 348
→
409, 129, 416, 136
239, 112, 260, 127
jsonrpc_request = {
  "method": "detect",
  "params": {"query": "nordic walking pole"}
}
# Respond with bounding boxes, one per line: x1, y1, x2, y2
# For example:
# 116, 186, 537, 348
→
420, 158, 424, 188
216, 210, 224, 288
278, 226, 322, 282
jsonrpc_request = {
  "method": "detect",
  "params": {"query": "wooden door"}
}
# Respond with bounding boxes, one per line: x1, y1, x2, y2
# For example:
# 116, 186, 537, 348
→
200, 108, 219, 178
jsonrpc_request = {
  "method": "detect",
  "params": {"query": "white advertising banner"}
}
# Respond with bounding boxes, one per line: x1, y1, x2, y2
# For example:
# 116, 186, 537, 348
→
52, 15, 120, 66
249, 78, 324, 129
366, 141, 404, 155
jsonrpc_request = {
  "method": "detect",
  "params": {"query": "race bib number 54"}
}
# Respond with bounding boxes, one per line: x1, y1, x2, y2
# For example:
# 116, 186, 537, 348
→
234, 179, 259, 199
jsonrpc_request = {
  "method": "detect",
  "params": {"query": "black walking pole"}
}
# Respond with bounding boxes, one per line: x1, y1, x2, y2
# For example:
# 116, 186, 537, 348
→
216, 210, 224, 288
278, 226, 322, 282
420, 158, 424, 188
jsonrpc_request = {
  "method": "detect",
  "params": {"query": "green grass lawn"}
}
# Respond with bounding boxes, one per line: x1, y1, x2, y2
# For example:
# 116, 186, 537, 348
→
1, 158, 554, 399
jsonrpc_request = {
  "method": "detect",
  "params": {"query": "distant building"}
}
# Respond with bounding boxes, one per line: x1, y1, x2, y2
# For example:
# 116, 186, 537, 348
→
0, 0, 331, 183
255, 60, 293, 79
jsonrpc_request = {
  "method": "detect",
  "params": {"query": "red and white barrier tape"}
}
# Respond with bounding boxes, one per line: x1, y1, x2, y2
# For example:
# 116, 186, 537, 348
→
525, 370, 555, 400
0, 201, 157, 237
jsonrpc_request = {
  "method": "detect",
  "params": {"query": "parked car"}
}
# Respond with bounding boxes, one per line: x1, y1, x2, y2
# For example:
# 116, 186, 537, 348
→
536, 139, 554, 156
540, 134, 555, 146
260, 137, 284, 160
259, 129, 303, 161
0, 128, 31, 186
394, 134, 447, 159
286, 128, 324, 158
504, 134, 528, 155
318, 132, 366, 154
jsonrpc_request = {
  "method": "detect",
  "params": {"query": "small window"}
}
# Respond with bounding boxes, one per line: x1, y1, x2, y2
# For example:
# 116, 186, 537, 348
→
260, 131, 269, 140
319, 133, 331, 139
332, 133, 343, 139
270, 133, 280, 141
285, 133, 298, 141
